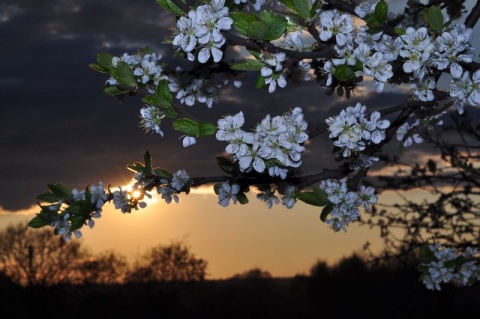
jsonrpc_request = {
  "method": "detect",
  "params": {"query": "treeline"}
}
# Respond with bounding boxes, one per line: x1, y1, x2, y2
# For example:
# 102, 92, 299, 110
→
1, 222, 479, 318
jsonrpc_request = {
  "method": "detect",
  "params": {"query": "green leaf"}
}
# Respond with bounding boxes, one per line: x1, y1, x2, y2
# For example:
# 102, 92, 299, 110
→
85, 186, 92, 203
112, 61, 137, 88
36, 193, 61, 203
296, 191, 325, 207
28, 215, 50, 228
247, 21, 268, 41
293, 0, 311, 20
419, 243, 436, 262
144, 151, 152, 172
142, 95, 171, 107
320, 203, 334, 222
333, 64, 356, 82
164, 106, 177, 119
394, 27, 406, 35
70, 215, 86, 231
231, 59, 264, 71
425, 5, 444, 32
173, 118, 200, 136
277, 0, 301, 17
237, 192, 249, 204
312, 186, 330, 206
256, 74, 266, 89
47, 183, 73, 202
199, 122, 217, 136
155, 0, 185, 16
213, 183, 223, 195
97, 52, 113, 69
156, 79, 173, 104
216, 157, 235, 175
373, 0, 388, 25
143, 46, 153, 55
309, 0, 319, 18
155, 168, 173, 179
248, 50, 262, 60
104, 86, 129, 96
89, 63, 110, 74
126, 162, 145, 173
231, 12, 258, 37
69, 200, 93, 217
259, 11, 287, 40
28, 206, 53, 228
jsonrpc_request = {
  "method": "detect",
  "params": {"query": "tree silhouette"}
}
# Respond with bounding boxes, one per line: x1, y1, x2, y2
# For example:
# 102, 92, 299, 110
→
0, 222, 87, 286
76, 250, 129, 285
231, 267, 273, 279
125, 240, 208, 282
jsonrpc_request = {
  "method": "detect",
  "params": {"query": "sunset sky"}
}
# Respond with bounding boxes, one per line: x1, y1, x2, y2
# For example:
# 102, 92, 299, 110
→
1, 0, 478, 279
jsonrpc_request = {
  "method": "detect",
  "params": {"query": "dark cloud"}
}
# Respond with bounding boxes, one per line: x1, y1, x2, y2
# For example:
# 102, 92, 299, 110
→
0, 0, 177, 211
3, 0, 470, 212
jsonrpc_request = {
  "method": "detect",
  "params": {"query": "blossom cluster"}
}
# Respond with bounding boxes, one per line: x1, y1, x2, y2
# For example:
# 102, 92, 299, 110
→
319, 178, 377, 232
50, 182, 109, 241
216, 107, 308, 178
325, 102, 390, 160
132, 168, 191, 205
172, 0, 233, 63
105, 52, 165, 90
319, 0, 478, 116
259, 52, 288, 93
167, 67, 220, 108
420, 243, 480, 291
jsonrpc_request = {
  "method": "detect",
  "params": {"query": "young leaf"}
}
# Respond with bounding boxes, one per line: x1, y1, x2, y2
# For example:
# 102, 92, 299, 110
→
277, 0, 301, 17
247, 21, 268, 41
248, 50, 262, 60
312, 186, 330, 206
231, 59, 264, 71
155, 168, 173, 179
47, 183, 73, 202
112, 61, 137, 88
333, 64, 356, 82
104, 86, 129, 96
259, 11, 287, 40
296, 191, 325, 207
97, 52, 113, 69
36, 193, 61, 203
173, 118, 200, 136
309, 0, 319, 18
28, 214, 50, 228
256, 74, 266, 89
155, 0, 185, 16
199, 122, 217, 136
231, 12, 258, 37
69, 200, 93, 217
373, 0, 388, 25
89, 63, 110, 74
163, 106, 177, 119
156, 79, 173, 104
70, 215, 87, 231
426, 5, 444, 32
144, 151, 152, 172
394, 27, 406, 35
216, 156, 236, 175
293, 0, 311, 20
127, 162, 145, 173
237, 192, 249, 204
320, 203, 334, 222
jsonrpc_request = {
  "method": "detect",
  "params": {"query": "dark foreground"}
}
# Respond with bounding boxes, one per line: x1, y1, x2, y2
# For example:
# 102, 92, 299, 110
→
2, 268, 480, 319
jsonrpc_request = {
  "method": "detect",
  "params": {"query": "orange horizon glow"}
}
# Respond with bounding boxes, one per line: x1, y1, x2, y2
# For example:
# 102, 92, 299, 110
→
0, 191, 388, 279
